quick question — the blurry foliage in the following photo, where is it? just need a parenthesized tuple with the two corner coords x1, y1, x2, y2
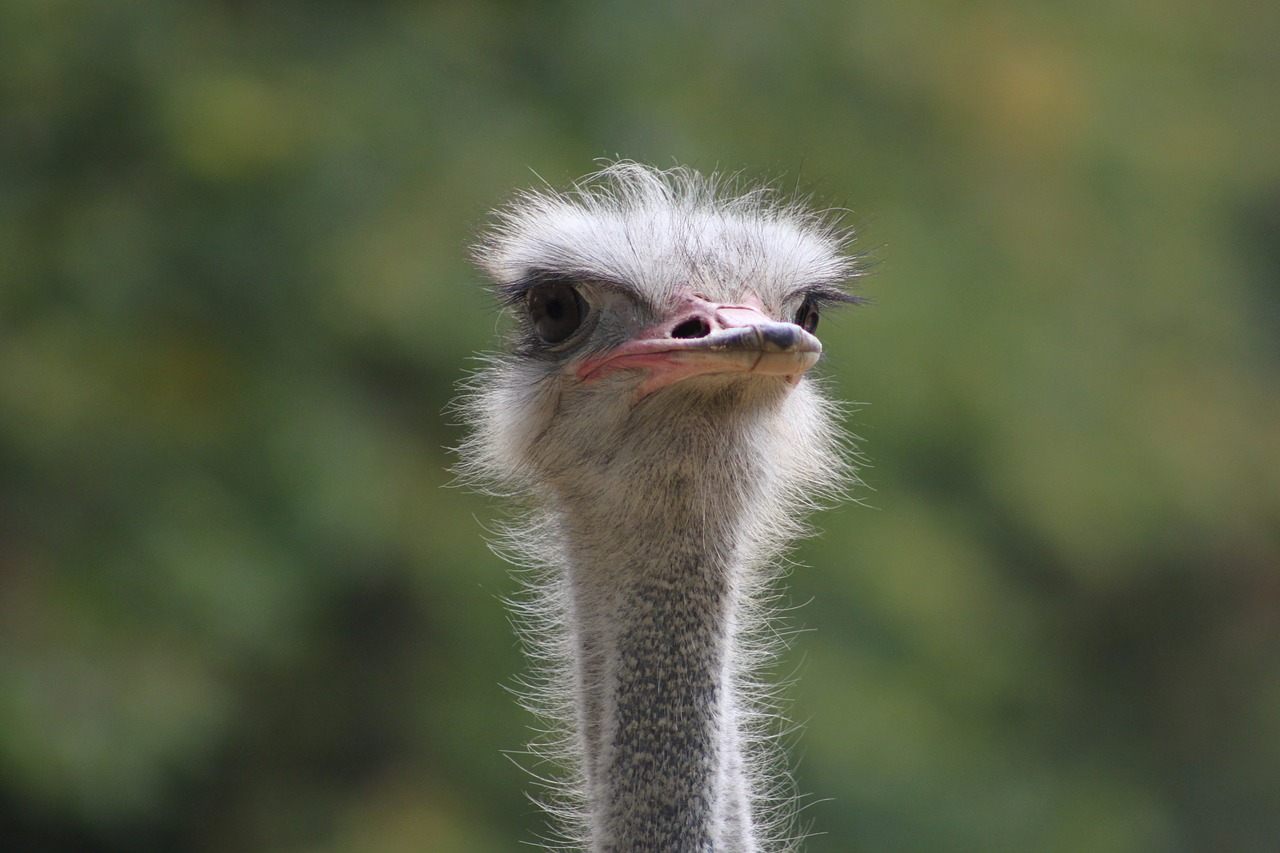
(1, 1, 1278, 851)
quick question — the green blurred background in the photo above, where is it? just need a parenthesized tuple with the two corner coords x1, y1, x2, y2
(3, 1, 1278, 851)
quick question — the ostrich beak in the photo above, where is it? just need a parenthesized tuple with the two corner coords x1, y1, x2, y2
(577, 297, 822, 397)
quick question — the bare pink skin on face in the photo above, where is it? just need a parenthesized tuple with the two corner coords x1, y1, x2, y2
(577, 293, 822, 398)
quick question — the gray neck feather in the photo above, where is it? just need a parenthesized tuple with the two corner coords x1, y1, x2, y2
(529, 391, 778, 850)
(460, 373, 848, 852)
(557, 441, 758, 852)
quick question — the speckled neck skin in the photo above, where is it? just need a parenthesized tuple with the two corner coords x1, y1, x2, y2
(471, 364, 845, 853)
(555, 413, 758, 851)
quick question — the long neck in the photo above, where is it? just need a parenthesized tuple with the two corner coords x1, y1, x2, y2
(559, 463, 761, 853)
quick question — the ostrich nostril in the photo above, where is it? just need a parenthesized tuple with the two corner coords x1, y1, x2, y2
(671, 317, 712, 339)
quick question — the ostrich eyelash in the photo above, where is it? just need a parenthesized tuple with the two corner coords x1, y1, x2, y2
(796, 284, 867, 308)
(497, 270, 586, 308)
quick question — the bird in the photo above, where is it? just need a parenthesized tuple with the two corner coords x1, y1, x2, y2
(457, 163, 860, 852)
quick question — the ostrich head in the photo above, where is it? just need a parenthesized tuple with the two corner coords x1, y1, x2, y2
(464, 163, 858, 533)
(459, 163, 860, 852)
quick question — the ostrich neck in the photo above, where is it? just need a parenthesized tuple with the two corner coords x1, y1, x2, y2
(558, 462, 761, 853)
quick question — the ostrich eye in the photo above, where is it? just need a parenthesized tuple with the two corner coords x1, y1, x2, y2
(794, 296, 820, 334)
(527, 282, 587, 344)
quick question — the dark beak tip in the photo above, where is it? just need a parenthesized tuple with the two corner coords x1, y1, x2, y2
(759, 323, 801, 350)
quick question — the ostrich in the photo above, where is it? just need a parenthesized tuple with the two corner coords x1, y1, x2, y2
(458, 163, 860, 852)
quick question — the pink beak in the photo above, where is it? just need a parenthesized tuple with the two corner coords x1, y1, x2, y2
(577, 295, 822, 398)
